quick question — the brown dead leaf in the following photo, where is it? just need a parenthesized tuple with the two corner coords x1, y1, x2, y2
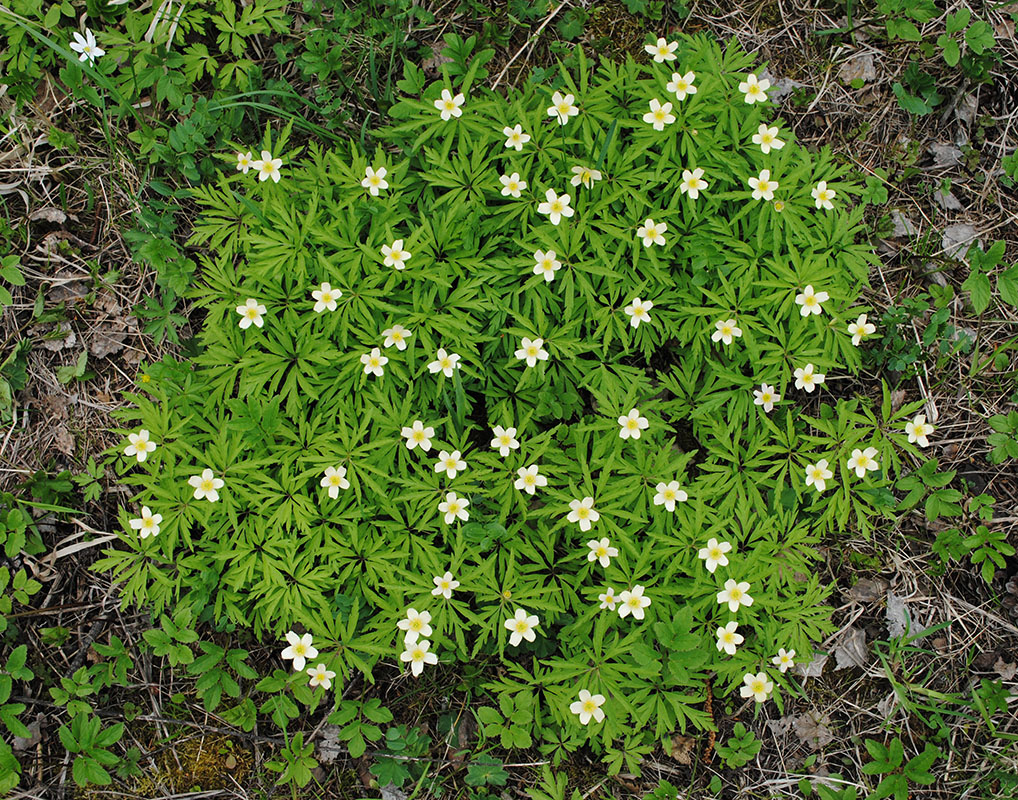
(90, 329, 127, 359)
(664, 734, 696, 764)
(38, 322, 76, 352)
(53, 425, 74, 456)
(845, 577, 888, 603)
(993, 657, 1017, 681)
(794, 653, 828, 679)
(833, 626, 869, 670)
(795, 713, 834, 750)
(838, 52, 876, 84)
(28, 207, 69, 225)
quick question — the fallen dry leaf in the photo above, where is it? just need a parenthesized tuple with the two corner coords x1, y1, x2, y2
(794, 653, 828, 679)
(942, 223, 980, 261)
(993, 657, 1017, 681)
(665, 734, 696, 764)
(886, 592, 909, 637)
(53, 426, 75, 456)
(838, 52, 876, 84)
(795, 713, 834, 750)
(845, 577, 888, 603)
(833, 626, 868, 670)
(28, 207, 69, 225)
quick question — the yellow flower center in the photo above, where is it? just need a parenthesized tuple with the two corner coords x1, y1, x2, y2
(440, 580, 450, 589)
(677, 80, 688, 90)
(511, 133, 520, 141)
(447, 502, 460, 513)
(748, 85, 761, 97)
(541, 259, 553, 270)
(321, 292, 333, 302)
(410, 619, 422, 631)
(141, 374, 151, 383)
(722, 632, 734, 642)
(370, 176, 380, 185)
(440, 358, 451, 369)
(413, 431, 424, 441)
(634, 305, 645, 315)
(582, 700, 596, 713)
(729, 589, 742, 601)
(654, 110, 666, 120)
(200, 479, 214, 492)
(774, 201, 785, 211)
(369, 357, 380, 367)
(527, 346, 537, 357)
(502, 589, 512, 599)
(294, 644, 306, 656)
(857, 456, 870, 467)
(444, 100, 456, 111)
(261, 163, 273, 174)
(758, 180, 770, 191)
(709, 547, 722, 560)
(658, 46, 669, 55)
(246, 308, 258, 318)
(761, 393, 772, 402)
(412, 648, 425, 661)
(499, 435, 510, 446)
(524, 474, 535, 485)
(664, 489, 675, 500)
(558, 103, 570, 114)
(628, 596, 640, 608)
(751, 680, 765, 693)
(722, 326, 732, 336)
(627, 419, 638, 429)
(330, 475, 342, 486)
(805, 295, 817, 306)
(596, 547, 607, 558)
(515, 620, 528, 633)
(811, 469, 823, 480)
(550, 200, 563, 212)
(762, 133, 773, 143)
(446, 458, 456, 469)
(142, 517, 154, 528)
(577, 507, 589, 519)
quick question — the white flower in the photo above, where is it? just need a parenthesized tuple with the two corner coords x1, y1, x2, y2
(679, 168, 708, 200)
(547, 91, 579, 124)
(636, 218, 667, 247)
(570, 165, 602, 188)
(697, 538, 732, 574)
(586, 537, 618, 568)
(847, 447, 880, 479)
(753, 383, 780, 412)
(124, 429, 157, 462)
(360, 347, 388, 377)
(847, 313, 877, 346)
(362, 166, 389, 196)
(514, 464, 547, 495)
(503, 124, 531, 151)
(69, 29, 105, 63)
(381, 239, 411, 270)
(401, 420, 435, 452)
(432, 571, 460, 599)
(793, 364, 826, 393)
(397, 608, 433, 645)
(625, 298, 654, 328)
(569, 689, 606, 725)
(567, 496, 599, 531)
(428, 348, 462, 377)
(532, 249, 562, 282)
(382, 324, 413, 350)
(653, 481, 687, 512)
(188, 469, 224, 502)
(537, 188, 574, 225)
(236, 298, 266, 329)
(804, 459, 833, 493)
(320, 466, 351, 499)
(490, 426, 520, 457)
(717, 579, 754, 613)
(235, 151, 253, 174)
(434, 88, 465, 121)
(716, 621, 744, 656)
(499, 172, 527, 198)
(434, 450, 467, 480)
(748, 169, 778, 201)
(306, 663, 336, 690)
(711, 319, 743, 345)
(905, 415, 934, 448)
(795, 285, 830, 317)
(281, 632, 318, 672)
(515, 337, 549, 368)
(129, 506, 163, 539)
(739, 73, 771, 104)
(505, 609, 540, 646)
(645, 36, 678, 62)
(811, 181, 836, 210)
(598, 587, 618, 611)
(666, 71, 697, 101)
(772, 648, 796, 673)
(618, 408, 649, 440)
(752, 124, 784, 154)
(251, 150, 282, 183)
(617, 585, 651, 620)
(400, 638, 438, 677)
(741, 672, 774, 703)
(643, 98, 676, 131)
(438, 491, 469, 524)
(312, 282, 340, 313)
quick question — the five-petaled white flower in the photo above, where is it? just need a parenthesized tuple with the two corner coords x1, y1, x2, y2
(752, 124, 784, 154)
(570, 689, 606, 725)
(567, 496, 600, 531)
(236, 298, 266, 329)
(618, 408, 649, 440)
(617, 585, 652, 620)
(680, 168, 708, 200)
(643, 98, 676, 131)
(847, 447, 880, 479)
(698, 538, 732, 573)
(905, 414, 934, 448)
(401, 420, 435, 452)
(654, 481, 688, 512)
(307, 663, 336, 690)
(428, 348, 462, 377)
(598, 587, 618, 611)
(400, 639, 438, 677)
(515, 337, 549, 368)
(124, 429, 157, 462)
(754, 383, 780, 412)
(434, 450, 467, 480)
(804, 459, 833, 493)
(434, 89, 465, 121)
(636, 218, 667, 247)
(667, 71, 697, 101)
(281, 632, 318, 672)
(320, 466, 350, 498)
(382, 324, 413, 350)
(432, 571, 460, 599)
(811, 181, 836, 210)
(360, 347, 388, 377)
(624, 298, 654, 328)
(537, 188, 574, 225)
(570, 165, 602, 188)
(439, 491, 469, 524)
(848, 313, 877, 346)
(312, 282, 340, 313)
(251, 150, 282, 183)
(533, 249, 562, 282)
(547, 91, 579, 124)
(188, 469, 224, 502)
(748, 169, 778, 201)
(362, 166, 389, 196)
(739, 73, 771, 104)
(716, 621, 744, 656)
(505, 609, 540, 646)
(646, 36, 678, 62)
(499, 172, 527, 198)
(503, 124, 531, 151)
(794, 363, 826, 393)
(69, 29, 105, 63)
(129, 506, 163, 539)
(795, 285, 829, 317)
(717, 579, 754, 613)
(711, 319, 742, 345)
(515, 464, 547, 495)
(397, 608, 433, 645)
(381, 239, 411, 270)
(491, 426, 520, 457)
(586, 537, 618, 568)
(235, 151, 253, 174)
(741, 672, 774, 703)
(773, 648, 796, 673)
